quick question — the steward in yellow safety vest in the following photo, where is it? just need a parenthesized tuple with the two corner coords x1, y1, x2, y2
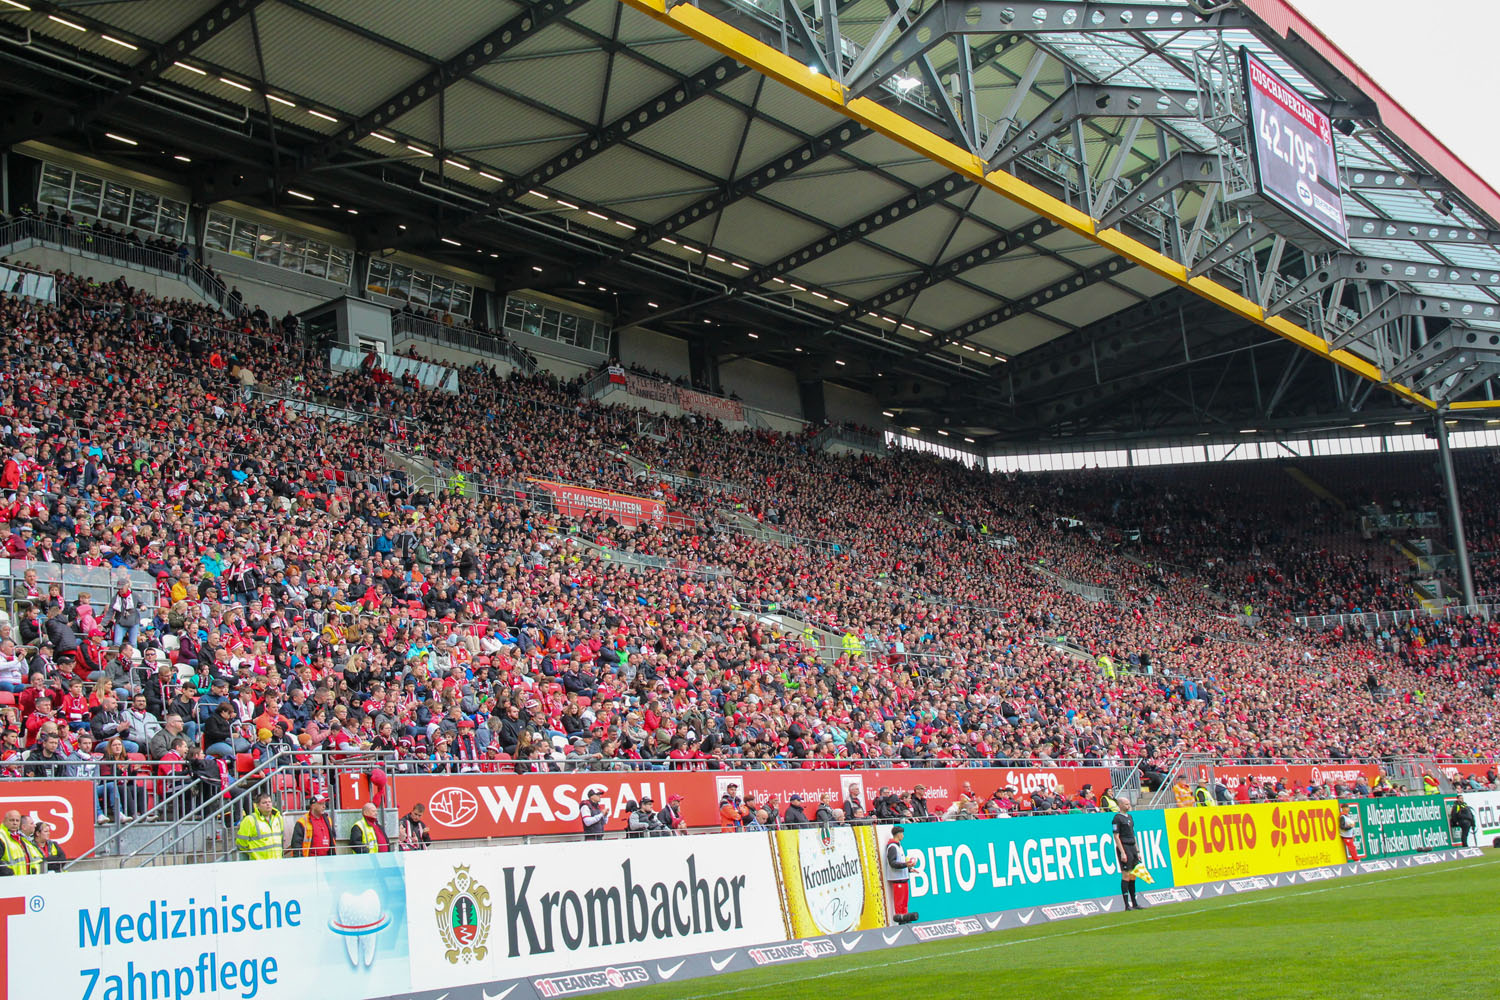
(0, 810, 41, 876)
(235, 793, 285, 861)
(1194, 784, 1213, 807)
(348, 803, 391, 853)
(1098, 787, 1122, 812)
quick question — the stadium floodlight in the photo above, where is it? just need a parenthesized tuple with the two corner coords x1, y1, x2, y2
(895, 76, 920, 92)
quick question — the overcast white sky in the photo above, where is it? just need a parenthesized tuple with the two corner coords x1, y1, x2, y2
(1292, 0, 1500, 193)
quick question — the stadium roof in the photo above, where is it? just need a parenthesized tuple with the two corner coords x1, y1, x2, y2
(2, 0, 1498, 441)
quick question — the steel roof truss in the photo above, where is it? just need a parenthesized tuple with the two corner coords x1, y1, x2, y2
(987, 84, 1202, 171)
(847, 0, 1250, 97)
(938, 251, 1135, 345)
(1332, 291, 1500, 353)
(1269, 253, 1500, 319)
(738, 173, 973, 289)
(1439, 363, 1500, 402)
(1346, 216, 1500, 246)
(1388, 323, 1500, 382)
(295, 0, 585, 176)
(1186, 219, 1271, 280)
(1097, 150, 1217, 230)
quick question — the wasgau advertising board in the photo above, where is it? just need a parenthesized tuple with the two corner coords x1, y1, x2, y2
(901, 812, 1173, 920)
(1, 853, 409, 1000)
(402, 831, 786, 985)
(1165, 801, 1345, 886)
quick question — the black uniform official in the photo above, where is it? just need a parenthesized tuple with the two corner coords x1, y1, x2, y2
(1112, 802, 1142, 910)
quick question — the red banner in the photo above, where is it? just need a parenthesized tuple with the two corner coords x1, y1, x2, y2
(0, 780, 95, 857)
(1438, 761, 1498, 783)
(391, 766, 1111, 841)
(1183, 762, 1380, 791)
(526, 478, 665, 527)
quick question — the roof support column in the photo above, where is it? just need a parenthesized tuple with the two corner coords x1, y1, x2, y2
(1434, 414, 1476, 607)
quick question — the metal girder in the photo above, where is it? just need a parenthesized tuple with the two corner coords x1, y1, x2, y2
(98, 0, 268, 117)
(1418, 352, 1492, 393)
(578, 120, 869, 274)
(845, 0, 1250, 97)
(987, 85, 1201, 170)
(1097, 150, 1217, 230)
(1332, 292, 1500, 352)
(1186, 220, 1272, 280)
(0, 0, 266, 143)
(452, 55, 750, 234)
(1340, 169, 1442, 192)
(938, 252, 1135, 345)
(295, 0, 586, 175)
(1268, 253, 1500, 318)
(833, 218, 1062, 328)
(1388, 324, 1500, 382)
(1345, 216, 1500, 245)
(782, 0, 828, 75)
(736, 173, 973, 290)
(1440, 364, 1500, 402)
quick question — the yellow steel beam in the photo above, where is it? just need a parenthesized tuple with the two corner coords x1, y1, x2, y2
(617, 0, 1439, 410)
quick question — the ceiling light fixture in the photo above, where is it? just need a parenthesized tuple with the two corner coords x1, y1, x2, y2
(220, 77, 252, 92)
(478, 171, 503, 183)
(285, 189, 314, 201)
(307, 109, 338, 122)
(173, 61, 206, 75)
(266, 93, 296, 107)
(440, 237, 461, 246)
(370, 132, 396, 143)
(104, 132, 137, 146)
(101, 35, 137, 50)
(444, 159, 470, 170)
(47, 14, 85, 31)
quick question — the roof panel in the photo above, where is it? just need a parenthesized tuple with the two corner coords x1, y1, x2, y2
(1034, 283, 1143, 327)
(553, 146, 708, 215)
(304, 0, 520, 60)
(629, 95, 750, 178)
(865, 205, 967, 265)
(759, 170, 909, 226)
(971, 314, 1072, 355)
(712, 202, 831, 262)
(475, 50, 612, 124)
(254, 3, 429, 114)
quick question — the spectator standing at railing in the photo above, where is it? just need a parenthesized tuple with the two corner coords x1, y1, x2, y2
(399, 802, 431, 850)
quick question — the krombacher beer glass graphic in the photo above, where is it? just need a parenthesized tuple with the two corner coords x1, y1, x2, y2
(773, 825, 889, 936)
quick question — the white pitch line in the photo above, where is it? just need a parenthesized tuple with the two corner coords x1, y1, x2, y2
(662, 856, 1500, 1000)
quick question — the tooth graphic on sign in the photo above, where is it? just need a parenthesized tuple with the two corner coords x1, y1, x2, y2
(329, 889, 391, 968)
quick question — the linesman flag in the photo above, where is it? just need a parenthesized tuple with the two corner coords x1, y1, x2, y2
(1130, 863, 1156, 884)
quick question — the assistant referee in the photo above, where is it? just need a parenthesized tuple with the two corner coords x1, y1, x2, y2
(1113, 799, 1143, 911)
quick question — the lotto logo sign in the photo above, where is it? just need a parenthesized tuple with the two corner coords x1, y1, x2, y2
(1168, 804, 1344, 886)
(1270, 806, 1337, 850)
(1175, 811, 1257, 859)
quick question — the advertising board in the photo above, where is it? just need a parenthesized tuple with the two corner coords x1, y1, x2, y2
(2, 853, 410, 1000)
(0, 779, 95, 858)
(771, 825, 887, 938)
(1165, 801, 1344, 886)
(1463, 790, 1500, 845)
(392, 767, 1113, 842)
(900, 811, 1173, 920)
(402, 832, 786, 984)
(1339, 794, 1453, 861)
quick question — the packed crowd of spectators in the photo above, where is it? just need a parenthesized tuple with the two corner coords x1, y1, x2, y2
(0, 266, 1494, 848)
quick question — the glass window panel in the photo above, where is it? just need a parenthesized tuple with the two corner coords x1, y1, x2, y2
(230, 219, 257, 257)
(70, 174, 103, 215)
(38, 164, 72, 207)
(158, 199, 186, 239)
(541, 308, 561, 338)
(429, 277, 452, 312)
(128, 189, 158, 230)
(327, 248, 351, 284)
(279, 234, 306, 270)
(204, 213, 232, 251)
(559, 313, 579, 345)
(366, 259, 391, 295)
(255, 230, 280, 264)
(304, 241, 329, 279)
(99, 182, 131, 224)
(408, 271, 431, 306)
(389, 265, 411, 299)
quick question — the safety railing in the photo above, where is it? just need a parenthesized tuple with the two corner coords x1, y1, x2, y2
(60, 748, 397, 869)
(1294, 602, 1500, 631)
(0, 215, 245, 317)
(391, 311, 539, 374)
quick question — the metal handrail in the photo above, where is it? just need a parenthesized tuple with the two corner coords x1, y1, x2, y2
(0, 215, 246, 317)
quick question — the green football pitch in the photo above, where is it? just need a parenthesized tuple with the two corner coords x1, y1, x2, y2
(630, 853, 1499, 1000)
